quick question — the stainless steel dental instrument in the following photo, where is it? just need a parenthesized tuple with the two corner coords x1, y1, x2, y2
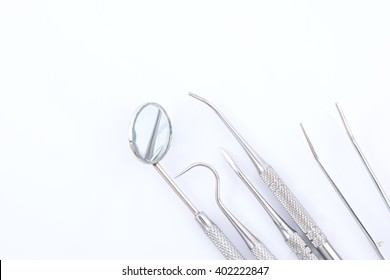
(189, 92, 341, 260)
(336, 103, 390, 215)
(177, 162, 277, 260)
(301, 123, 386, 260)
(221, 149, 318, 260)
(129, 102, 244, 260)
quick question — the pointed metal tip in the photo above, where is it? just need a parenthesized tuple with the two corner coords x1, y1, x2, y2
(335, 102, 355, 141)
(220, 148, 242, 174)
(219, 147, 229, 156)
(335, 102, 344, 117)
(220, 147, 231, 159)
(175, 163, 197, 179)
(220, 148, 240, 173)
(335, 102, 343, 116)
(300, 123, 319, 161)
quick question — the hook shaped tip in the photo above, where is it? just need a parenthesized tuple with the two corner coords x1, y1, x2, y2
(175, 163, 197, 179)
(175, 162, 222, 205)
(175, 162, 220, 182)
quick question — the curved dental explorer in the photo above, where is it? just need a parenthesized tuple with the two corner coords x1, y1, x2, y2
(189, 92, 341, 260)
(176, 162, 277, 260)
(221, 149, 318, 260)
(129, 102, 244, 260)
(300, 123, 386, 260)
(336, 103, 390, 215)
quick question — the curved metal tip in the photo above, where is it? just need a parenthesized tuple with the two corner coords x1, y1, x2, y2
(189, 93, 268, 173)
(188, 92, 208, 102)
(176, 162, 222, 205)
(176, 162, 218, 180)
(188, 92, 216, 110)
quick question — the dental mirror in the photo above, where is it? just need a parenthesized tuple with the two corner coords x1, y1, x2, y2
(128, 102, 245, 259)
(129, 102, 172, 164)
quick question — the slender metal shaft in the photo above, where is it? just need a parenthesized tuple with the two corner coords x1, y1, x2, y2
(154, 163, 199, 215)
(336, 103, 390, 215)
(301, 123, 386, 260)
(155, 163, 245, 260)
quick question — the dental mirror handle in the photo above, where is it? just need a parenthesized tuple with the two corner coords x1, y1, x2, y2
(155, 164, 244, 260)
(177, 162, 274, 260)
(260, 166, 341, 260)
(196, 212, 245, 260)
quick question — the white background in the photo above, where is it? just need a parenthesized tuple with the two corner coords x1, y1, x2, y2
(1, 0, 390, 260)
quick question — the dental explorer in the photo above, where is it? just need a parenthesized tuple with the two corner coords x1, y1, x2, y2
(177, 162, 277, 260)
(301, 123, 385, 260)
(336, 103, 390, 215)
(221, 149, 318, 260)
(129, 102, 244, 259)
(189, 93, 341, 260)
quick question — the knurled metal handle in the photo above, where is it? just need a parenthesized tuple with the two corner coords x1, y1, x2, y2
(196, 212, 245, 260)
(286, 232, 318, 260)
(250, 241, 277, 260)
(260, 166, 327, 247)
(260, 166, 340, 259)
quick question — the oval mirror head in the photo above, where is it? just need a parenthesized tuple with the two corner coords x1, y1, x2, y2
(129, 103, 172, 164)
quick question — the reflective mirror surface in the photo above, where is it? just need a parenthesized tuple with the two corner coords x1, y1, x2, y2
(129, 103, 172, 164)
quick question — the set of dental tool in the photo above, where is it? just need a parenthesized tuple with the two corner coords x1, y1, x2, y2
(128, 94, 388, 260)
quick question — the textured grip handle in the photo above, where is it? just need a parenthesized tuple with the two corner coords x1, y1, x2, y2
(196, 212, 245, 260)
(260, 166, 327, 248)
(286, 232, 318, 260)
(250, 242, 277, 260)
